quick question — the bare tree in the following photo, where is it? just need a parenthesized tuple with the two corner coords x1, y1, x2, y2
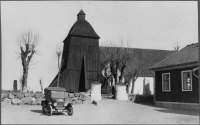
(124, 62, 140, 94)
(16, 29, 40, 92)
(174, 40, 180, 52)
(101, 40, 140, 96)
(39, 77, 44, 93)
(55, 45, 64, 87)
(101, 62, 112, 93)
(101, 44, 132, 82)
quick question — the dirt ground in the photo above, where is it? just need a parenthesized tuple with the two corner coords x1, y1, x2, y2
(1, 98, 199, 124)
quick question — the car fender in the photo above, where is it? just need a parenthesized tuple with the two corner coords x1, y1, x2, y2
(66, 103, 72, 109)
(41, 100, 46, 106)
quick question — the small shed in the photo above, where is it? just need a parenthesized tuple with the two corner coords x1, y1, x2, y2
(49, 10, 100, 92)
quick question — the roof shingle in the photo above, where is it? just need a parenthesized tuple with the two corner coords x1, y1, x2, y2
(151, 43, 198, 69)
(69, 20, 100, 38)
(68, 10, 100, 38)
(100, 47, 174, 77)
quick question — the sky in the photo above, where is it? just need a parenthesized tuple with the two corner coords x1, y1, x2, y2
(1, 1, 198, 91)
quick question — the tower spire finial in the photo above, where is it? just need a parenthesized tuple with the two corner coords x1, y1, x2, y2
(77, 9, 86, 20)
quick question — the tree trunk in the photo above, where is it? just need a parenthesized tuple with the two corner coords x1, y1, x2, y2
(40, 79, 44, 93)
(22, 67, 28, 92)
(128, 79, 133, 94)
(57, 70, 60, 87)
(121, 76, 125, 84)
(20, 82, 22, 92)
(111, 76, 116, 97)
(57, 56, 61, 87)
(131, 79, 135, 94)
(116, 69, 121, 83)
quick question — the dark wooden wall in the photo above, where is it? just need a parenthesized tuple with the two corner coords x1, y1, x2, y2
(155, 66, 199, 103)
(55, 36, 100, 92)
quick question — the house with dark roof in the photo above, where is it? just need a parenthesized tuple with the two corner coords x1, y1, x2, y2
(100, 47, 174, 95)
(151, 43, 199, 110)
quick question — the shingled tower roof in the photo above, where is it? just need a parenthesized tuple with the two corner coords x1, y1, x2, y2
(67, 10, 100, 38)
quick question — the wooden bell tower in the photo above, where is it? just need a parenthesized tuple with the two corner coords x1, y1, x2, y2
(50, 10, 100, 92)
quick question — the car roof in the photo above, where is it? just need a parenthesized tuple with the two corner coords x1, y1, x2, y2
(44, 87, 66, 91)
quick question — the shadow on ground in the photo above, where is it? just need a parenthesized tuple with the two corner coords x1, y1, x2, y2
(139, 103, 199, 116)
(31, 110, 43, 113)
(101, 95, 199, 117)
(30, 110, 68, 116)
(154, 108, 199, 116)
(102, 94, 115, 100)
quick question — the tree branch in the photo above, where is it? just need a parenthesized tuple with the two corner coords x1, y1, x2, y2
(27, 50, 35, 66)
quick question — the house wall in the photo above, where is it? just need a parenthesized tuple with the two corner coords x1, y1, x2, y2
(133, 77, 154, 95)
(155, 66, 199, 103)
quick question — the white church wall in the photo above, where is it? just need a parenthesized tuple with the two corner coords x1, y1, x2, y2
(133, 77, 154, 95)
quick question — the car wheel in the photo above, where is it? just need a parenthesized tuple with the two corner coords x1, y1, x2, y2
(67, 106, 73, 116)
(46, 106, 52, 116)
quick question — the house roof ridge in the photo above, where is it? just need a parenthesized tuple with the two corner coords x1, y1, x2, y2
(100, 46, 174, 52)
(186, 43, 198, 47)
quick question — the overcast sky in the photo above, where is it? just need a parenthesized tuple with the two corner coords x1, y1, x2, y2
(1, 1, 198, 91)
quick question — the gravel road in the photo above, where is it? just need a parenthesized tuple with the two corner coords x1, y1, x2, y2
(2, 98, 199, 124)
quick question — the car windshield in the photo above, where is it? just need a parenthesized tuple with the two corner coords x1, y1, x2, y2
(49, 91, 65, 99)
(51, 91, 65, 94)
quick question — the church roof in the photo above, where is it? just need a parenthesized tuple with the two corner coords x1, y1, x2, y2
(68, 10, 100, 38)
(100, 47, 174, 77)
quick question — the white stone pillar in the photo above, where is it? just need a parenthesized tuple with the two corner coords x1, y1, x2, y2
(115, 85, 128, 101)
(91, 83, 102, 101)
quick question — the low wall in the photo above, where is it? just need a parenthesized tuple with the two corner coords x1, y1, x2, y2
(155, 101, 199, 111)
(1, 90, 92, 105)
(128, 94, 154, 104)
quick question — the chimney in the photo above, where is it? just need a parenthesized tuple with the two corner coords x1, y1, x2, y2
(77, 9, 86, 20)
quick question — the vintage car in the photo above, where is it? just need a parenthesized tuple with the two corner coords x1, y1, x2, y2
(41, 87, 73, 116)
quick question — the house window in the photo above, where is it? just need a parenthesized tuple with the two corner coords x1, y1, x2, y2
(182, 70, 192, 91)
(162, 73, 170, 91)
